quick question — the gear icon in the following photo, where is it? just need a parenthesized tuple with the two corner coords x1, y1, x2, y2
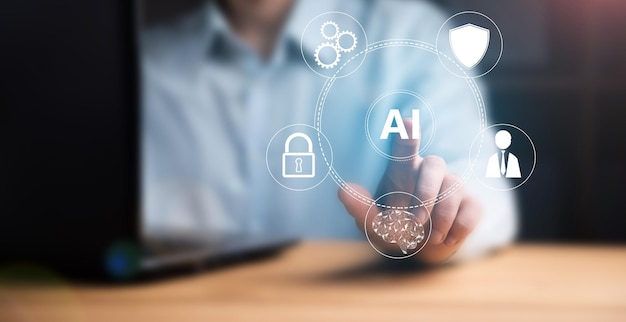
(320, 21, 340, 40)
(314, 42, 341, 69)
(335, 31, 358, 53)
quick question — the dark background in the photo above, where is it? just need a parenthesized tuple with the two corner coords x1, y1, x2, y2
(144, 0, 626, 242)
(0, 0, 138, 274)
(437, 0, 626, 242)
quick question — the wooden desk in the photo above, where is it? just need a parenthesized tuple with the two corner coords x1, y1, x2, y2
(1, 242, 625, 321)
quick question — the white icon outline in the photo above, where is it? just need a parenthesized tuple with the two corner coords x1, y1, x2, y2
(364, 191, 432, 260)
(469, 123, 536, 191)
(300, 11, 368, 78)
(314, 42, 341, 69)
(435, 11, 503, 78)
(282, 132, 316, 179)
(336, 30, 357, 53)
(320, 21, 340, 40)
(364, 89, 437, 161)
(485, 130, 522, 178)
(265, 124, 333, 192)
(313, 20, 358, 69)
(449, 23, 490, 69)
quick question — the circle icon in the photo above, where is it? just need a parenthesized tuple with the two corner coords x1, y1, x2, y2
(364, 90, 437, 161)
(436, 11, 503, 78)
(315, 40, 487, 208)
(301, 12, 368, 78)
(469, 123, 536, 191)
(266, 124, 333, 191)
(364, 191, 432, 259)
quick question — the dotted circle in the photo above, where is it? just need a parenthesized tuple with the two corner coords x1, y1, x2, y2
(314, 40, 487, 210)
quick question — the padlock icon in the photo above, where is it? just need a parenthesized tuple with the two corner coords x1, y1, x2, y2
(282, 132, 316, 178)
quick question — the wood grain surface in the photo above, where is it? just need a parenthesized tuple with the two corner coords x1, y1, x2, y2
(1, 242, 625, 322)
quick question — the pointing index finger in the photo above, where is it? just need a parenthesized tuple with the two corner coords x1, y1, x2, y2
(389, 118, 422, 171)
(377, 118, 422, 209)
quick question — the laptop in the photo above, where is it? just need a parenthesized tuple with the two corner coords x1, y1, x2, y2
(0, 0, 295, 280)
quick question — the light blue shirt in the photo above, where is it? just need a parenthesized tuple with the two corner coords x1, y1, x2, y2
(141, 0, 517, 259)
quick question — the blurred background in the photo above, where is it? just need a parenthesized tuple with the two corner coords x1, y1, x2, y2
(141, 0, 626, 243)
(1, 1, 625, 321)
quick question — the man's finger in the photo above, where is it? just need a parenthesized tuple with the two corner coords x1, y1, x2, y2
(338, 183, 373, 232)
(377, 118, 422, 208)
(413, 155, 447, 215)
(429, 175, 463, 244)
(444, 196, 483, 247)
(387, 118, 422, 175)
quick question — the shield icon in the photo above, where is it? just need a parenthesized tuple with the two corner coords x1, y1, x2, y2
(449, 23, 490, 69)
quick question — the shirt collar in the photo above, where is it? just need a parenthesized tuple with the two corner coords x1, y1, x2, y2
(204, 1, 241, 60)
(283, 0, 327, 58)
(203, 0, 339, 63)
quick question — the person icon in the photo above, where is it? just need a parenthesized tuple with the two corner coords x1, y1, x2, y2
(486, 130, 521, 178)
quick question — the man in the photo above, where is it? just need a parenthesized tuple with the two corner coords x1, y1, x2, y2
(141, 0, 517, 264)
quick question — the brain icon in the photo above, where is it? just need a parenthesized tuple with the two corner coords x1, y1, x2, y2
(371, 209, 425, 254)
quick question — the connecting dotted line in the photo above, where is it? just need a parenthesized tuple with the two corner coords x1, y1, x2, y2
(315, 40, 486, 210)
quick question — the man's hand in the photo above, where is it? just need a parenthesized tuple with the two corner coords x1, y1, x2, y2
(338, 119, 483, 263)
